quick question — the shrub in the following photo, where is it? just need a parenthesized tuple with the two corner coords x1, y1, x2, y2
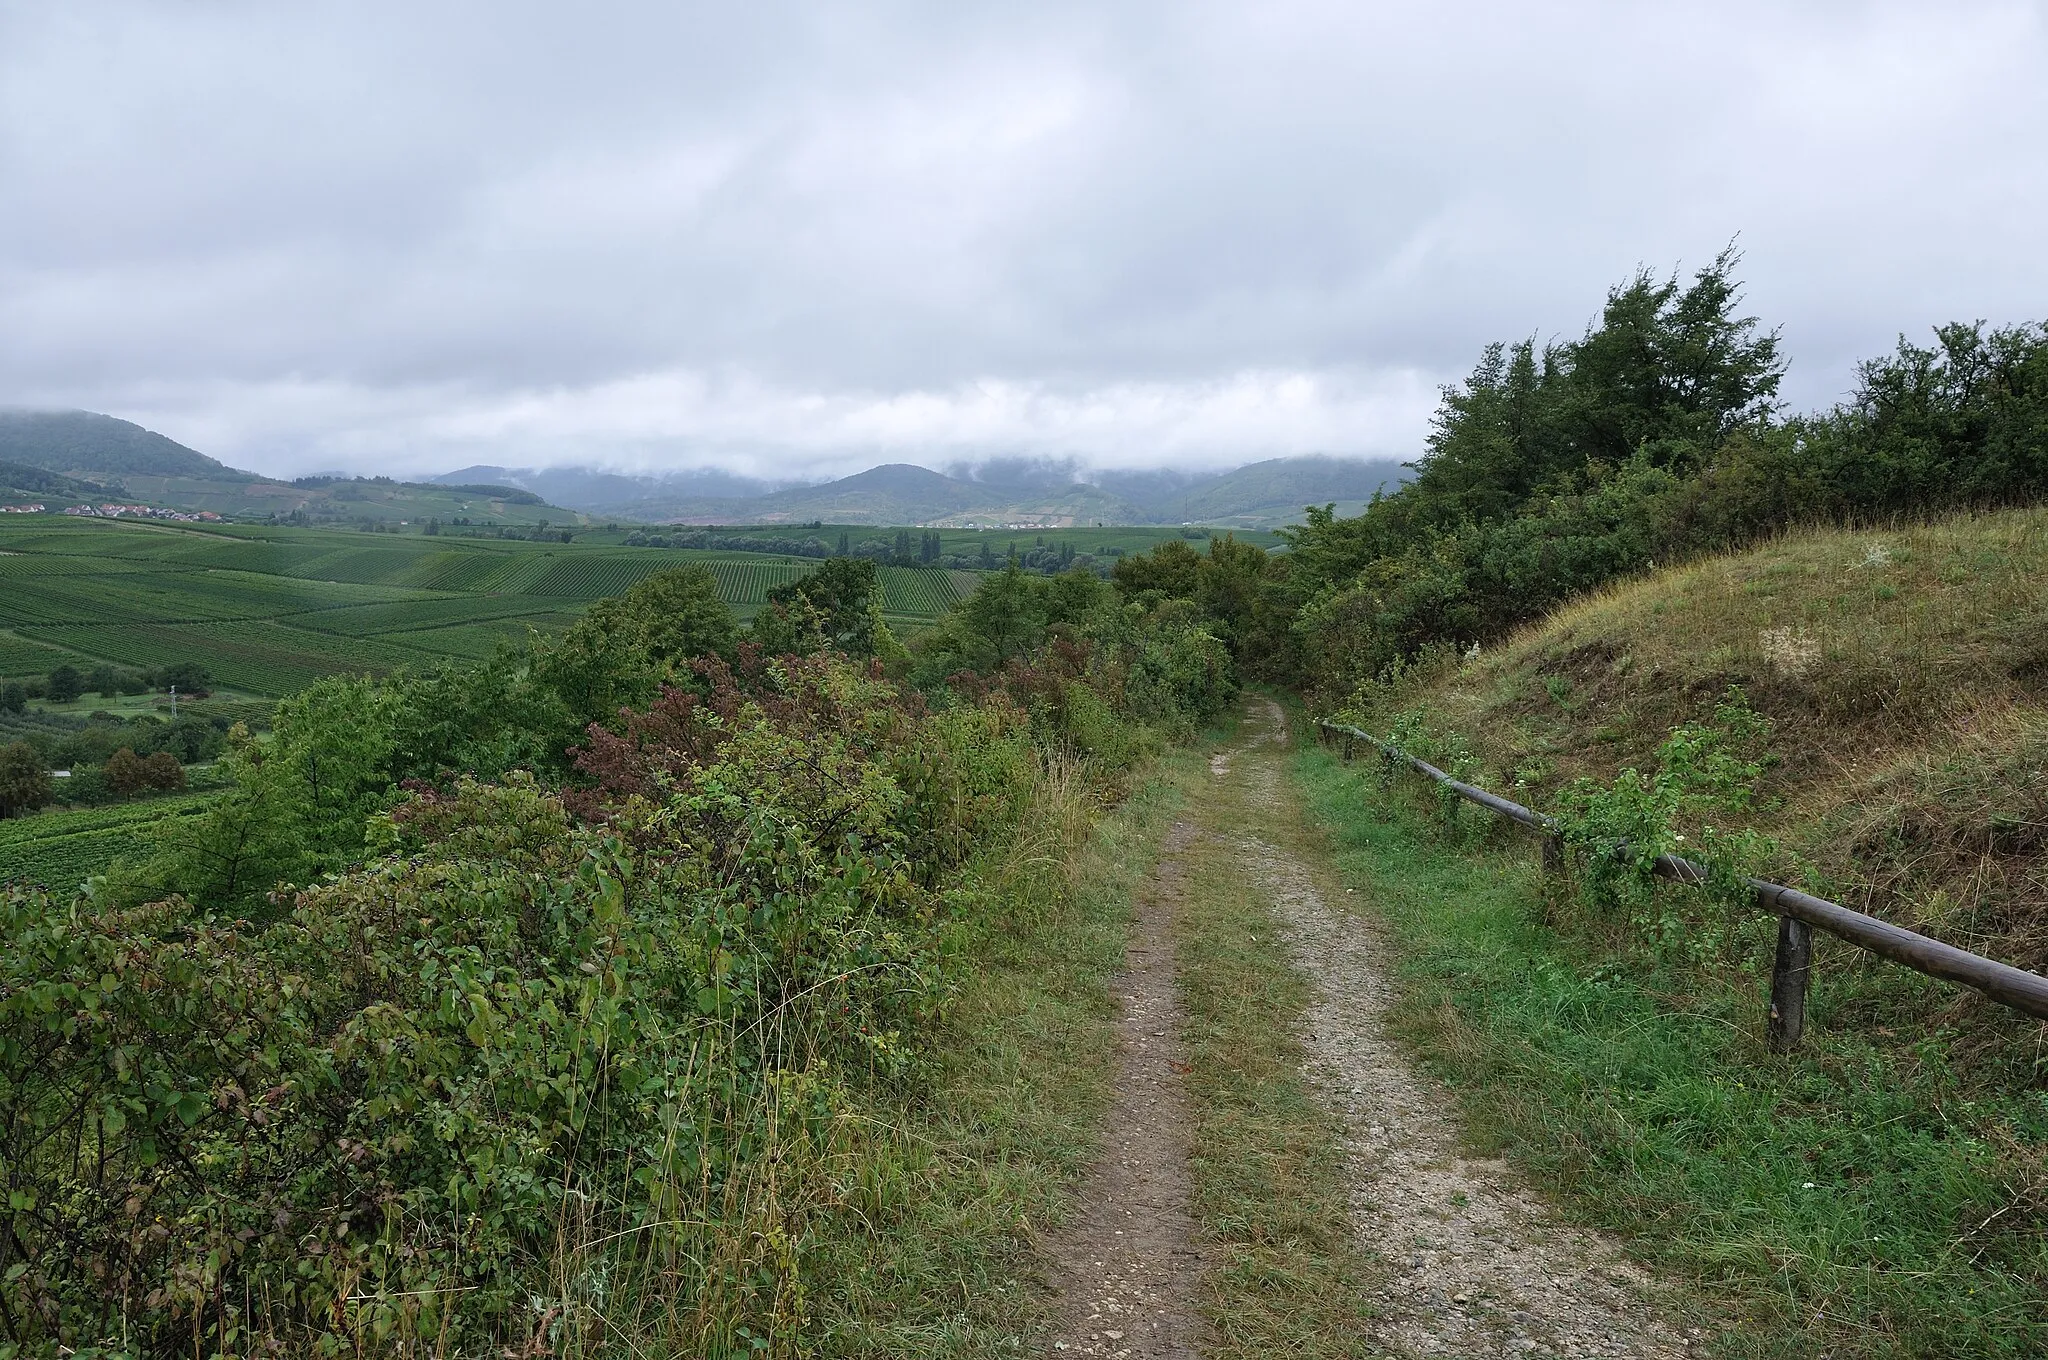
(0, 741, 53, 817)
(102, 746, 148, 797)
(0, 653, 1052, 1354)
(141, 750, 184, 791)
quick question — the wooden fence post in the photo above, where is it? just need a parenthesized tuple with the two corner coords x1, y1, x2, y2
(1541, 833, 1564, 877)
(1343, 735, 1355, 762)
(1768, 915, 1813, 1052)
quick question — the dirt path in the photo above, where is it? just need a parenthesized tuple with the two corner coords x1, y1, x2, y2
(1042, 821, 1211, 1358)
(1235, 696, 1696, 1359)
(1042, 699, 1695, 1358)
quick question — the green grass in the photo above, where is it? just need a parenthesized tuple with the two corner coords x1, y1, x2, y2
(1396, 507, 2048, 980)
(0, 517, 969, 694)
(1165, 712, 1378, 1356)
(1293, 743, 2048, 1359)
(806, 760, 1183, 1354)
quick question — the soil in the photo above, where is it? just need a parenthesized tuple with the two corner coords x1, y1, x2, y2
(1039, 698, 1700, 1359)
(1041, 820, 1212, 1358)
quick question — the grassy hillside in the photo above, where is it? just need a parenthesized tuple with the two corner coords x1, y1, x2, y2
(154, 474, 590, 525)
(1309, 507, 2048, 1356)
(1149, 454, 1403, 528)
(0, 516, 966, 695)
(0, 410, 596, 523)
(1387, 505, 2048, 976)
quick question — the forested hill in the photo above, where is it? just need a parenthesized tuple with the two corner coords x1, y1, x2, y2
(1224, 248, 2048, 701)
(0, 459, 115, 503)
(0, 408, 247, 480)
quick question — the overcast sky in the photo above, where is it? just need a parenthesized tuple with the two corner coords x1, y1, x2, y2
(3, 2, 2046, 481)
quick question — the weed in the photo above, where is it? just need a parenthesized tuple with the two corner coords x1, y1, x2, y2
(1296, 743, 2048, 1358)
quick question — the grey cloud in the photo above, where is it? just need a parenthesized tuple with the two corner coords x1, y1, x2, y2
(2, 0, 2045, 478)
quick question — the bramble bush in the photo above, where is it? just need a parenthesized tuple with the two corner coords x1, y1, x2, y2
(1553, 691, 1781, 965)
(0, 555, 1218, 1355)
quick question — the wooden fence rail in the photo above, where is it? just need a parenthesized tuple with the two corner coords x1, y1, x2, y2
(1315, 720, 2048, 1050)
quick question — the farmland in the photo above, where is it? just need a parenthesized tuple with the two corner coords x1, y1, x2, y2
(601, 521, 1284, 556)
(0, 789, 220, 889)
(0, 516, 966, 696)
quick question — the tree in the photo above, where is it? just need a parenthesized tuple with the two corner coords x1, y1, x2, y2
(47, 665, 83, 704)
(537, 566, 739, 733)
(0, 742, 53, 818)
(157, 661, 210, 693)
(103, 747, 149, 797)
(142, 750, 185, 791)
(749, 594, 830, 658)
(88, 663, 120, 698)
(957, 564, 1043, 664)
(762, 558, 884, 657)
(584, 565, 738, 668)
(1112, 539, 1203, 601)
(0, 682, 24, 715)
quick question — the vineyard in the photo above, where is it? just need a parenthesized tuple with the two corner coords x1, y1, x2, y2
(0, 517, 968, 696)
(0, 789, 221, 889)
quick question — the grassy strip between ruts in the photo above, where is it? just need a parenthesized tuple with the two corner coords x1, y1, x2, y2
(810, 757, 1185, 1355)
(1171, 715, 1379, 1357)
(1292, 742, 2048, 1360)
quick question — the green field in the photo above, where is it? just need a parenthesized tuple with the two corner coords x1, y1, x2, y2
(0, 789, 221, 889)
(607, 522, 1284, 556)
(0, 517, 966, 695)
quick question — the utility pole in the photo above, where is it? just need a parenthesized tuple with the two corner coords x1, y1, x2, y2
(169, 684, 177, 719)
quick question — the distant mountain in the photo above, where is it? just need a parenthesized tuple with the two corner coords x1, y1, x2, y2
(432, 464, 776, 515)
(0, 409, 248, 481)
(1148, 456, 1404, 526)
(444, 454, 1406, 528)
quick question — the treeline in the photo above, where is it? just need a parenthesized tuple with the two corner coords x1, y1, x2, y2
(3, 658, 210, 708)
(1, 548, 1237, 1352)
(1097, 249, 2048, 699)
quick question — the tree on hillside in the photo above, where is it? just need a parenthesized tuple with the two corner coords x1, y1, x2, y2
(47, 665, 83, 704)
(957, 564, 1042, 664)
(1405, 246, 1784, 537)
(758, 557, 889, 657)
(103, 747, 149, 798)
(0, 741, 53, 817)
(0, 682, 24, 715)
(536, 565, 738, 732)
(1804, 321, 2048, 512)
(157, 661, 210, 693)
(142, 750, 185, 791)
(1111, 538, 1203, 602)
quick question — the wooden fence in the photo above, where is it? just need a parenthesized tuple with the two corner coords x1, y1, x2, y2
(1316, 720, 2048, 1051)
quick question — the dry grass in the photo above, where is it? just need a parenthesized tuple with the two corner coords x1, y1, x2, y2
(1382, 505, 2048, 994)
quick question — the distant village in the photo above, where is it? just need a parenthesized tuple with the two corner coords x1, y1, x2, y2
(0, 502, 223, 521)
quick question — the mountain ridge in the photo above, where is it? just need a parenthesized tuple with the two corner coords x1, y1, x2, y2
(435, 454, 1404, 527)
(0, 408, 1405, 528)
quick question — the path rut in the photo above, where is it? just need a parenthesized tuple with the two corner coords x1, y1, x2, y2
(1040, 699, 1697, 1359)
(1239, 696, 1694, 1358)
(1042, 822, 1210, 1358)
